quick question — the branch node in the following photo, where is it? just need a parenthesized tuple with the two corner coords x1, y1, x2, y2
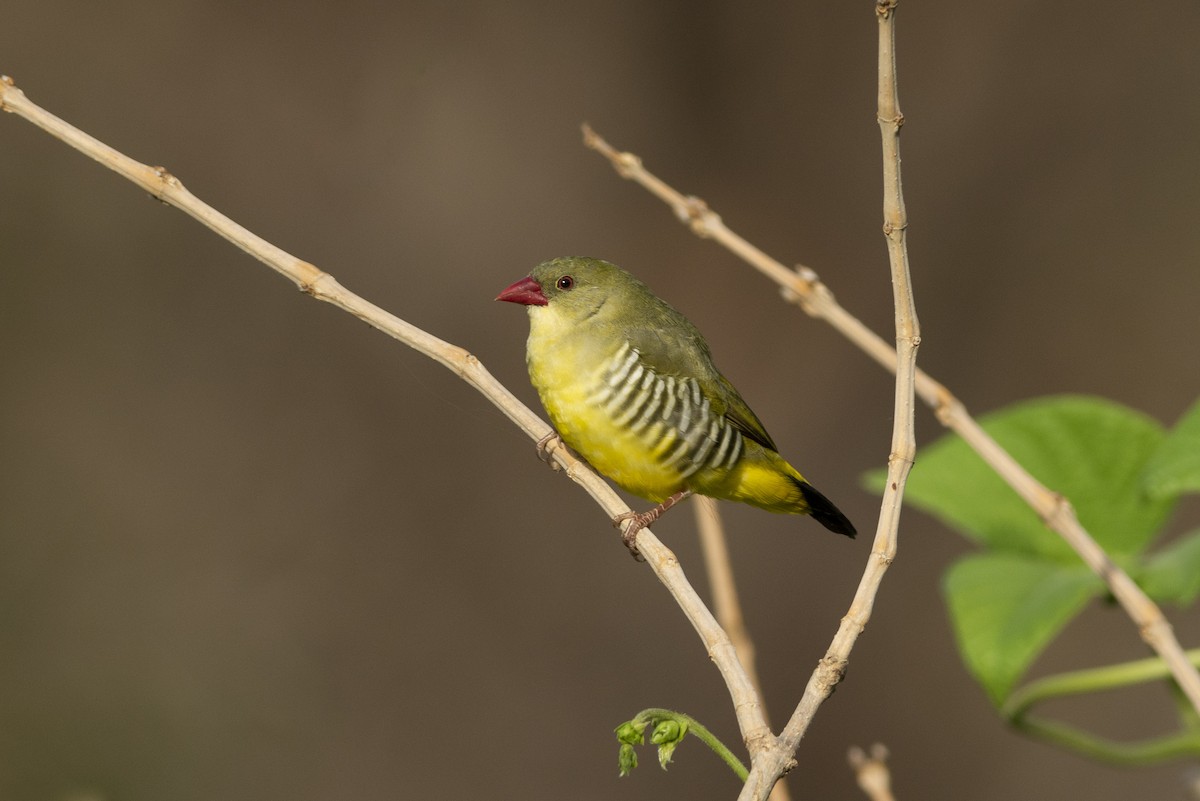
(0, 75, 17, 113)
(793, 264, 820, 285)
(150, 165, 180, 188)
(779, 266, 817, 306)
(561, 455, 580, 479)
(875, 0, 898, 19)
(1140, 619, 1172, 647)
(580, 125, 644, 181)
(1039, 492, 1074, 528)
(817, 653, 849, 692)
(931, 388, 959, 426)
(296, 269, 337, 297)
(675, 195, 718, 237)
(143, 165, 183, 204)
(614, 151, 642, 179)
(651, 545, 679, 570)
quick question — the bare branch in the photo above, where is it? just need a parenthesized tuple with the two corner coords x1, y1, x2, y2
(0, 74, 776, 756)
(693, 498, 793, 801)
(694, 498, 759, 692)
(740, 7, 920, 796)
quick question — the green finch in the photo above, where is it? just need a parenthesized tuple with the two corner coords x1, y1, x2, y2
(498, 257, 855, 554)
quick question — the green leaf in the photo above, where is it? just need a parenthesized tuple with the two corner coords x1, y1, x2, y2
(1143, 398, 1200, 499)
(872, 395, 1172, 560)
(1137, 530, 1200, 605)
(944, 553, 1103, 706)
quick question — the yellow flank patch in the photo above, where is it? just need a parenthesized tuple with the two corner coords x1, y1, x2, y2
(697, 455, 810, 515)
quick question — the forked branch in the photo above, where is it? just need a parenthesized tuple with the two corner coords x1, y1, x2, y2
(0, 74, 776, 759)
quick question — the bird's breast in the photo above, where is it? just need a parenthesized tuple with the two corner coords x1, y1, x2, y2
(526, 319, 743, 502)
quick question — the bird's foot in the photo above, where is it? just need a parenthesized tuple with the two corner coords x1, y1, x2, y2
(535, 431, 564, 471)
(612, 510, 656, 562)
(611, 490, 693, 562)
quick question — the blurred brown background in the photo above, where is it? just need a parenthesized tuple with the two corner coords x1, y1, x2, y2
(3, 2, 1199, 799)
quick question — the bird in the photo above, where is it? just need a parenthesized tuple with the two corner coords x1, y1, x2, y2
(496, 257, 855, 556)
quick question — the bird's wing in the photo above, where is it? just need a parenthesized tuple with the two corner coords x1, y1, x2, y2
(710, 373, 779, 453)
(625, 303, 780, 454)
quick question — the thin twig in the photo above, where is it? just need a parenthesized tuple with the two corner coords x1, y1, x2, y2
(848, 744, 896, 801)
(694, 498, 760, 695)
(693, 498, 793, 801)
(739, 6, 920, 796)
(0, 74, 776, 757)
(581, 14, 1200, 721)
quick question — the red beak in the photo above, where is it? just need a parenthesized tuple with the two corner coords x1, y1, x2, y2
(495, 276, 548, 306)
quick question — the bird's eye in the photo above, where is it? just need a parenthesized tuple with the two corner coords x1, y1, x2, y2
(556, 275, 575, 291)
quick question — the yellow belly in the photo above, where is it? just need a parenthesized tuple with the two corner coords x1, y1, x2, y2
(537, 374, 687, 502)
(526, 310, 685, 502)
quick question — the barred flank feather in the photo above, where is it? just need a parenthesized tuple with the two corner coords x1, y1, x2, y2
(594, 343, 743, 482)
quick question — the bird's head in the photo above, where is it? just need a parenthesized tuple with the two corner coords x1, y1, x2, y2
(496, 257, 639, 323)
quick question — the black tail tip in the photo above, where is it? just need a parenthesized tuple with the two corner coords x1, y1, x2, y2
(798, 481, 857, 538)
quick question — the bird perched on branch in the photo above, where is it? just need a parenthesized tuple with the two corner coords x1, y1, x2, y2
(497, 257, 855, 557)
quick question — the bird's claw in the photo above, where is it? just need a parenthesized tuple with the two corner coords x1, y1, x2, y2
(612, 511, 649, 562)
(611, 491, 690, 562)
(535, 432, 564, 471)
